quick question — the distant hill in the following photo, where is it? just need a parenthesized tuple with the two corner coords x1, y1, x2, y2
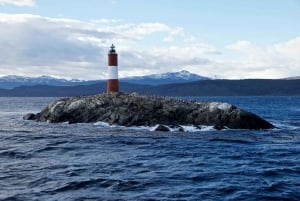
(282, 76, 300, 80)
(0, 82, 149, 97)
(1, 79, 300, 97)
(139, 79, 300, 96)
(0, 70, 210, 89)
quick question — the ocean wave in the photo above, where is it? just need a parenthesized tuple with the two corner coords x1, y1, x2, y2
(0, 129, 33, 134)
(209, 138, 255, 144)
(51, 177, 144, 193)
(272, 121, 300, 130)
(0, 149, 32, 159)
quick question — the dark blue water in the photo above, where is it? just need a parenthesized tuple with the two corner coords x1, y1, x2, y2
(0, 96, 300, 201)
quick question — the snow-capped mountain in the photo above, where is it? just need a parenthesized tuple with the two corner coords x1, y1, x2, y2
(0, 70, 210, 89)
(121, 70, 210, 85)
(0, 75, 98, 89)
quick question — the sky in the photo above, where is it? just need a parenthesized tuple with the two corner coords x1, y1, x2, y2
(0, 0, 299, 80)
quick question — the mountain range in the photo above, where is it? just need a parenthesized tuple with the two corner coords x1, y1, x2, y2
(121, 70, 210, 85)
(0, 71, 300, 97)
(0, 75, 97, 90)
(0, 70, 209, 89)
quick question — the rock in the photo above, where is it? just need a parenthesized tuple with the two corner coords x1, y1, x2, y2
(23, 113, 36, 120)
(169, 124, 185, 132)
(214, 124, 226, 130)
(154, 124, 171, 132)
(178, 127, 185, 132)
(24, 92, 275, 130)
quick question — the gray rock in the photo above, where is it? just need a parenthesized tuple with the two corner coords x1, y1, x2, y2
(25, 92, 275, 130)
(155, 125, 171, 132)
(23, 113, 36, 120)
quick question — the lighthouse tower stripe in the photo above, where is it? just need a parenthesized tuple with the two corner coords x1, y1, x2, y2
(108, 54, 118, 66)
(107, 44, 119, 93)
(108, 66, 118, 79)
(107, 79, 119, 92)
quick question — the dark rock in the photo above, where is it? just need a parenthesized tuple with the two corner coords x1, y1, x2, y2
(155, 125, 171, 132)
(213, 124, 226, 130)
(23, 113, 36, 120)
(178, 127, 185, 132)
(169, 124, 185, 132)
(24, 92, 275, 130)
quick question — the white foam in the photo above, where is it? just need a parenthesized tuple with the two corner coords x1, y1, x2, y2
(93, 121, 110, 127)
(94, 122, 157, 131)
(196, 125, 216, 131)
(93, 121, 216, 132)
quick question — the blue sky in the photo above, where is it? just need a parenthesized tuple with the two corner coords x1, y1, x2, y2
(0, 0, 299, 79)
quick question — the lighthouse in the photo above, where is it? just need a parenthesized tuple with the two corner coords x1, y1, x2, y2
(107, 44, 119, 93)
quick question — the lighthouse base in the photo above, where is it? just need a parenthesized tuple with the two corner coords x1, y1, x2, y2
(107, 79, 119, 93)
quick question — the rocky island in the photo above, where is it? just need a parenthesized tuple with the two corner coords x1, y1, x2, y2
(24, 92, 274, 131)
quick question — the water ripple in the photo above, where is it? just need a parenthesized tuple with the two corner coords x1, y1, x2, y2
(1, 97, 300, 200)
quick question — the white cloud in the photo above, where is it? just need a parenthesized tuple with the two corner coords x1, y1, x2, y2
(274, 37, 300, 60)
(0, 13, 299, 80)
(0, 0, 34, 6)
(0, 13, 214, 79)
(226, 40, 259, 54)
(221, 38, 300, 79)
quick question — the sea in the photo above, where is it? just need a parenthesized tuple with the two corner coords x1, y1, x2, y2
(0, 96, 300, 201)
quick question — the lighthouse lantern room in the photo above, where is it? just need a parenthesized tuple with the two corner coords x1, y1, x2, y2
(107, 44, 119, 93)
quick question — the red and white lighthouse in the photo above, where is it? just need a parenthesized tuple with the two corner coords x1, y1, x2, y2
(107, 44, 119, 93)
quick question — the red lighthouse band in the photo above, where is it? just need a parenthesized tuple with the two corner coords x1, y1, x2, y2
(107, 44, 119, 93)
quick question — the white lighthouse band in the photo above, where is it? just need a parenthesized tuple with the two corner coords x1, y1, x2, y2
(108, 66, 118, 79)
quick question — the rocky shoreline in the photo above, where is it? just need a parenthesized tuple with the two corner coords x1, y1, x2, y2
(24, 92, 274, 131)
